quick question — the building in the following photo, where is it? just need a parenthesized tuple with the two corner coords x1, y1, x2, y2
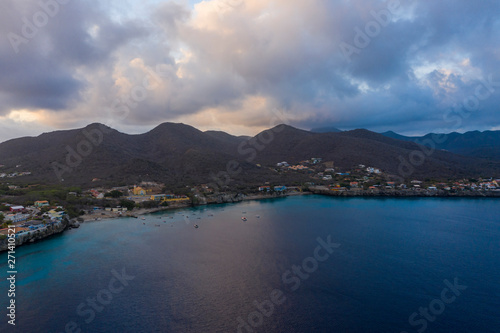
(366, 167, 381, 174)
(34, 200, 49, 208)
(132, 186, 147, 196)
(259, 186, 271, 192)
(47, 210, 65, 220)
(4, 214, 29, 223)
(274, 186, 287, 192)
(10, 205, 24, 213)
(89, 190, 104, 199)
(151, 194, 167, 201)
(0, 226, 29, 235)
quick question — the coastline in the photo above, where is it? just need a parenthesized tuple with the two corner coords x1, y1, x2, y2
(310, 188, 500, 198)
(3, 190, 497, 252)
(79, 191, 311, 223)
(79, 188, 499, 224)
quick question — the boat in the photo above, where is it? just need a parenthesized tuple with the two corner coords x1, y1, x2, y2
(241, 217, 247, 221)
(194, 224, 199, 228)
(141, 217, 146, 220)
(256, 215, 260, 218)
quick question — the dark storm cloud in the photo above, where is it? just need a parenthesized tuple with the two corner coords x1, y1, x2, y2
(0, 0, 148, 114)
(0, 0, 498, 141)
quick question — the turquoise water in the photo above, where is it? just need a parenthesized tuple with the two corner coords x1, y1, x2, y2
(1, 196, 499, 332)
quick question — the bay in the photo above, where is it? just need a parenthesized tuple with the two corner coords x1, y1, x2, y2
(1, 196, 499, 332)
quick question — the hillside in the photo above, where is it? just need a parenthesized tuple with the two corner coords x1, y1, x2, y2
(252, 126, 500, 179)
(0, 123, 499, 187)
(381, 130, 500, 161)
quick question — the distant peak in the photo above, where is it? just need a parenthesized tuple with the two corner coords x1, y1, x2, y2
(310, 126, 342, 133)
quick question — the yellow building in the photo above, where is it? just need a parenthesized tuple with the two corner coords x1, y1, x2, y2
(132, 186, 147, 196)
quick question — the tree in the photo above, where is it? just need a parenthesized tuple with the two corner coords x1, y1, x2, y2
(119, 199, 135, 211)
(138, 201, 159, 209)
(105, 190, 123, 198)
(0, 213, 4, 223)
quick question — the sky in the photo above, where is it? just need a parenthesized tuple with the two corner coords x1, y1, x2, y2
(0, 0, 499, 142)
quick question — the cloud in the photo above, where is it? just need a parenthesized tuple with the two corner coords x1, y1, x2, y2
(0, 0, 499, 142)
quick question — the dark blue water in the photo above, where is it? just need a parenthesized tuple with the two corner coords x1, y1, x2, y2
(1, 196, 499, 332)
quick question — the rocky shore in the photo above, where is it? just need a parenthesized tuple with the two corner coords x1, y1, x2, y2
(0, 216, 77, 252)
(310, 188, 500, 198)
(3, 189, 494, 252)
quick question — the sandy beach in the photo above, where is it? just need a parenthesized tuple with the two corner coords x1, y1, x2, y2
(79, 191, 310, 223)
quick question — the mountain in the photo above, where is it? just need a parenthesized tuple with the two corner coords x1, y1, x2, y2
(0, 123, 499, 187)
(381, 130, 500, 161)
(0, 123, 263, 187)
(252, 126, 500, 179)
(204, 130, 249, 146)
(310, 126, 342, 133)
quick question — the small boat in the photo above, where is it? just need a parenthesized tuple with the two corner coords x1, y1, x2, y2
(155, 224, 160, 227)
(194, 224, 199, 228)
(143, 223, 146, 225)
(241, 217, 247, 221)
(256, 215, 260, 218)
(141, 217, 146, 220)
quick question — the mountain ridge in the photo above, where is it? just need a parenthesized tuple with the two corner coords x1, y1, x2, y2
(380, 130, 500, 160)
(0, 122, 499, 187)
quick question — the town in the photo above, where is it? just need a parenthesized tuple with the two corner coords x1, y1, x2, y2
(1, 157, 499, 250)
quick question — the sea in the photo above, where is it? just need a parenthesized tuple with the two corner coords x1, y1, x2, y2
(1, 195, 499, 333)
